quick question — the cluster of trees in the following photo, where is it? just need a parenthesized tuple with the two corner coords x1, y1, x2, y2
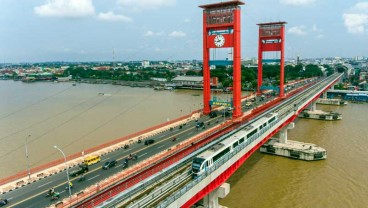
(63, 67, 176, 82)
(63, 63, 340, 89)
(184, 64, 329, 88)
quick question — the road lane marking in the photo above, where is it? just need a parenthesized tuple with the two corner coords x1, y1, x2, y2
(101, 157, 110, 162)
(157, 144, 165, 149)
(37, 181, 53, 188)
(87, 174, 100, 181)
(139, 153, 147, 157)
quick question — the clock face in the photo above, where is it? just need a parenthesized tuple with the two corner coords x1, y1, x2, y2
(214, 34, 225, 47)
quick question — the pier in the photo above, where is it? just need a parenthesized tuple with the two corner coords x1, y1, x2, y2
(260, 122, 327, 161)
(298, 109, 342, 120)
(260, 138, 327, 161)
(316, 98, 347, 106)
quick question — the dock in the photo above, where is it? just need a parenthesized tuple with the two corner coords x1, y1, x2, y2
(316, 98, 347, 106)
(260, 138, 327, 161)
(298, 109, 342, 120)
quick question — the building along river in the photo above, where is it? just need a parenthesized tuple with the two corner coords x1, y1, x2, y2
(0, 80, 367, 207)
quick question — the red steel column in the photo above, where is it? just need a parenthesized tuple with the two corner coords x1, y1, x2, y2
(257, 33, 263, 95)
(232, 8, 242, 118)
(203, 12, 211, 114)
(279, 25, 285, 97)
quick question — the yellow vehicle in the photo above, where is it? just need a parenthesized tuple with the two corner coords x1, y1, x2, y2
(84, 155, 101, 166)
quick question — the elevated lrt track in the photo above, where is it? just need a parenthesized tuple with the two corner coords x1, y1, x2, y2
(102, 73, 342, 208)
(76, 74, 342, 208)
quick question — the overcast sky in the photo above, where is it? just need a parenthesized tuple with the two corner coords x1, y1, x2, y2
(0, 0, 367, 62)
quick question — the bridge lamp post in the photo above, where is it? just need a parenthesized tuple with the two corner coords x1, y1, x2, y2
(25, 134, 31, 180)
(54, 145, 72, 199)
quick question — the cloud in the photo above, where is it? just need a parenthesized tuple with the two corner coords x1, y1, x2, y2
(97, 12, 132, 22)
(288, 25, 307, 35)
(155, 47, 166, 52)
(343, 2, 368, 34)
(144, 30, 155, 36)
(169, 31, 186, 37)
(280, 0, 316, 6)
(34, 0, 95, 18)
(351, 2, 368, 11)
(118, 0, 176, 11)
(316, 34, 324, 39)
(144, 30, 165, 36)
(312, 24, 318, 31)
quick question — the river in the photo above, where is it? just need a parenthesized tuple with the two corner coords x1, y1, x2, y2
(220, 102, 368, 207)
(1, 81, 367, 207)
(0, 80, 206, 178)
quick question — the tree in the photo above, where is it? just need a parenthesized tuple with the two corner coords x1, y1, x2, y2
(186, 70, 198, 76)
(335, 64, 348, 73)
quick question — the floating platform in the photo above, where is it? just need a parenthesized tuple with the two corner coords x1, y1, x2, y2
(260, 138, 327, 161)
(298, 109, 342, 120)
(316, 98, 347, 106)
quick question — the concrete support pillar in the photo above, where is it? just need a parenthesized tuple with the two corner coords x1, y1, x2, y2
(203, 183, 230, 208)
(331, 84, 335, 90)
(323, 92, 327, 99)
(310, 102, 317, 111)
(279, 122, 295, 144)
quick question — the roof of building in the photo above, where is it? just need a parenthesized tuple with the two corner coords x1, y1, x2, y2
(199, 0, 245, 9)
(172, 76, 203, 82)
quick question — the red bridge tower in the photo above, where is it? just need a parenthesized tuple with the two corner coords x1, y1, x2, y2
(199, 0, 245, 119)
(257, 22, 287, 97)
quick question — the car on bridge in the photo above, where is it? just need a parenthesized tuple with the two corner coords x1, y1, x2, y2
(0, 198, 8, 206)
(196, 121, 204, 128)
(144, 139, 155, 145)
(102, 160, 117, 170)
(69, 163, 89, 177)
(209, 111, 217, 118)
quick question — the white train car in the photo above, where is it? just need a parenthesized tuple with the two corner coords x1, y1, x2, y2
(192, 113, 278, 177)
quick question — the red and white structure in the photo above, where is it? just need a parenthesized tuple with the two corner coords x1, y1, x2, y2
(200, 0, 245, 119)
(257, 22, 287, 97)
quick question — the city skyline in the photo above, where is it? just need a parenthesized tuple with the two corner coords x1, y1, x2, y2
(0, 0, 367, 62)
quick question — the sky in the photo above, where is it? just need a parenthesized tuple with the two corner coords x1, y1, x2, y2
(0, 0, 367, 63)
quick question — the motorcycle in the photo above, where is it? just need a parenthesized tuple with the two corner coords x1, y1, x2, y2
(50, 192, 60, 201)
(122, 161, 129, 169)
(133, 154, 138, 160)
(45, 189, 54, 198)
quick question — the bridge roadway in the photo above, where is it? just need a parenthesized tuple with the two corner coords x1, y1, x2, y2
(101, 73, 343, 208)
(2, 89, 282, 207)
(4, 114, 232, 207)
(1, 77, 318, 208)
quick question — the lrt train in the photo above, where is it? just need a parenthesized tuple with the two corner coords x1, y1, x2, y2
(192, 112, 278, 177)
